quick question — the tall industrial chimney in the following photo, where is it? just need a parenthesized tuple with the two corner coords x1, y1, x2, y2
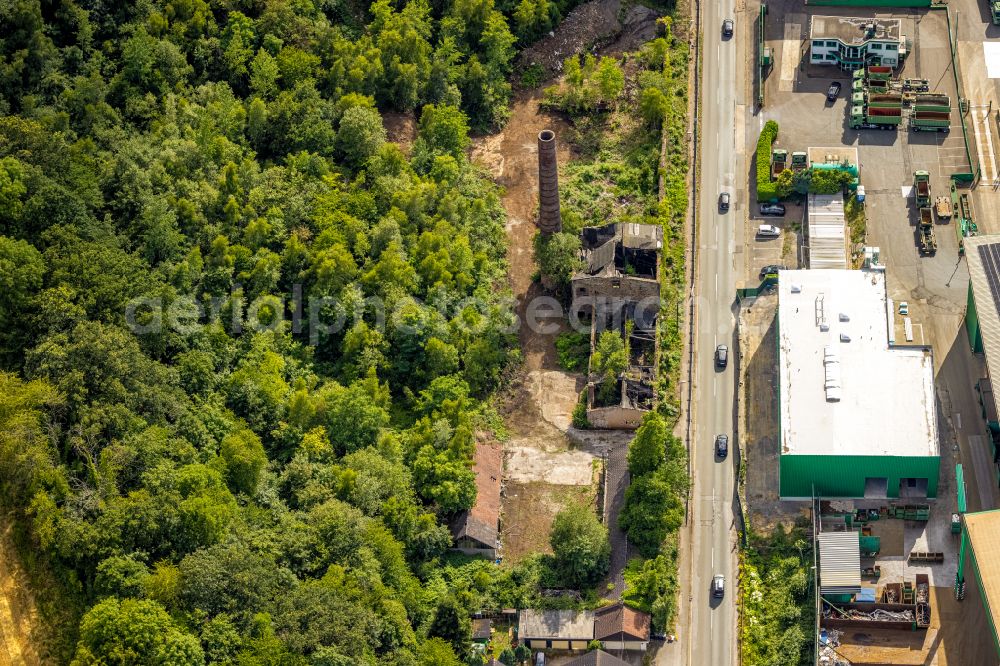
(537, 129, 561, 234)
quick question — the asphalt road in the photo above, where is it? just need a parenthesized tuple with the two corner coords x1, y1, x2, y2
(685, 0, 742, 663)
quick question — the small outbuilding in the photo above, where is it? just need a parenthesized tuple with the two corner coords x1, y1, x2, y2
(518, 609, 595, 650)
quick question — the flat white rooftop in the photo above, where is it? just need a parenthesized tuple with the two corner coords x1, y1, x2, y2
(778, 269, 938, 457)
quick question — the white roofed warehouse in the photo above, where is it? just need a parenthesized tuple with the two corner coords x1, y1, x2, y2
(777, 269, 940, 499)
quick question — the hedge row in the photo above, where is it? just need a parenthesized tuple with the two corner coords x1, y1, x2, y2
(755, 120, 779, 202)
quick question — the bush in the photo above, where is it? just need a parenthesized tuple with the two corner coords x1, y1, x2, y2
(755, 120, 779, 202)
(572, 394, 591, 429)
(555, 331, 591, 372)
(550, 506, 611, 588)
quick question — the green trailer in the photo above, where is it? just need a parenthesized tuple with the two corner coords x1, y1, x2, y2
(911, 110, 950, 133)
(914, 171, 930, 207)
(914, 94, 951, 113)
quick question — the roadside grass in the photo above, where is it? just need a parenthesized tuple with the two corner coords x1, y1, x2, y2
(740, 523, 815, 666)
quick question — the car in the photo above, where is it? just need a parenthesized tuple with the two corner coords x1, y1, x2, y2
(899, 301, 909, 316)
(759, 264, 786, 279)
(827, 81, 842, 103)
(719, 192, 730, 211)
(712, 574, 725, 598)
(722, 18, 734, 37)
(757, 224, 780, 238)
(759, 203, 786, 216)
(715, 344, 728, 368)
(715, 434, 729, 459)
(535, 652, 545, 666)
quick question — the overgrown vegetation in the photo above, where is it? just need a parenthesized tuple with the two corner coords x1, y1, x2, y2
(536, 20, 691, 629)
(756, 120, 780, 202)
(846, 194, 867, 247)
(555, 330, 591, 372)
(741, 524, 814, 666)
(775, 167, 854, 197)
(0, 0, 625, 661)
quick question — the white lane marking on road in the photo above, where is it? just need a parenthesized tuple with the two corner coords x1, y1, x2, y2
(973, 106, 989, 181)
(956, 412, 962, 430)
(715, 273, 718, 296)
(983, 109, 999, 181)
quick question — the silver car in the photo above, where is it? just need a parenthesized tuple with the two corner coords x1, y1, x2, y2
(713, 574, 725, 598)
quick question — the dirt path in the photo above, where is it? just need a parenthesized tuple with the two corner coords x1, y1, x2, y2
(474, 90, 633, 567)
(0, 517, 47, 666)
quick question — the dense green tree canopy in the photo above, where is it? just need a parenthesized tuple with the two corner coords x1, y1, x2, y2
(0, 0, 581, 659)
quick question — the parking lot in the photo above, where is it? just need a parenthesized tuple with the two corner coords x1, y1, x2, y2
(741, 3, 998, 663)
(749, 4, 975, 346)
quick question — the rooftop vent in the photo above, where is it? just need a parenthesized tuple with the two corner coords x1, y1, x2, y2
(824, 346, 842, 402)
(840, 333, 851, 342)
(839, 313, 850, 322)
(791, 284, 802, 293)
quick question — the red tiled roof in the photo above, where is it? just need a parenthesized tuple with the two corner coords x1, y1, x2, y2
(593, 602, 651, 641)
(451, 442, 502, 547)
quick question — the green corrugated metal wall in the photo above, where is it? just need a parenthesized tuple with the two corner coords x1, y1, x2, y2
(779, 454, 940, 498)
(964, 514, 1000, 660)
(807, 0, 929, 5)
(968, 280, 985, 354)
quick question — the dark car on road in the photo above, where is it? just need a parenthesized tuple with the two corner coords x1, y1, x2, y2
(759, 203, 785, 216)
(827, 81, 842, 103)
(715, 434, 729, 459)
(718, 192, 730, 212)
(722, 18, 734, 37)
(715, 344, 728, 369)
(759, 264, 786, 279)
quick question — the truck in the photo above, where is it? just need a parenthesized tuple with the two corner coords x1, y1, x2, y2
(918, 207, 937, 255)
(790, 151, 808, 172)
(771, 149, 788, 179)
(914, 171, 930, 207)
(935, 196, 952, 220)
(850, 106, 901, 129)
(911, 110, 950, 132)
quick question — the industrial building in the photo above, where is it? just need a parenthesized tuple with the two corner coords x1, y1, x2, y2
(964, 237, 1000, 479)
(778, 269, 940, 498)
(958, 509, 1000, 661)
(809, 16, 904, 70)
(572, 222, 662, 429)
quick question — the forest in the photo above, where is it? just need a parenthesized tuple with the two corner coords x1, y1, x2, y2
(0, 0, 692, 662)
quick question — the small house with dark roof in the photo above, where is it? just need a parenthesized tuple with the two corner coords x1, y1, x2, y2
(471, 618, 492, 643)
(593, 602, 651, 652)
(563, 650, 632, 666)
(450, 442, 503, 558)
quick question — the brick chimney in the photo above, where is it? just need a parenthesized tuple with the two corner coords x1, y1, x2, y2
(537, 129, 561, 234)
